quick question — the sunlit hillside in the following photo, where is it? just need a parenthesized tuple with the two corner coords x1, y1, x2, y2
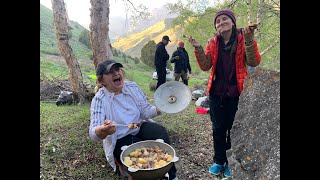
(112, 18, 184, 58)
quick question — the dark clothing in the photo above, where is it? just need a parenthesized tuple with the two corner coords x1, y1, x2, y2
(155, 42, 170, 89)
(170, 48, 191, 74)
(209, 27, 240, 166)
(113, 121, 177, 180)
(156, 66, 167, 89)
(209, 95, 239, 165)
(211, 28, 239, 97)
(170, 48, 191, 86)
(155, 42, 169, 68)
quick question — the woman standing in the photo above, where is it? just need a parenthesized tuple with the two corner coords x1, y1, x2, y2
(188, 9, 261, 177)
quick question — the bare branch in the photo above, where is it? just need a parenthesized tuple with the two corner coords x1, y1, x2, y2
(260, 36, 280, 56)
(126, 0, 143, 14)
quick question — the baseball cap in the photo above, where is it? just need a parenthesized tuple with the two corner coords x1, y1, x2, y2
(162, 35, 171, 42)
(96, 59, 123, 76)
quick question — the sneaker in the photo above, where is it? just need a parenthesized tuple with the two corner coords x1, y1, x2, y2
(209, 163, 224, 175)
(224, 164, 231, 177)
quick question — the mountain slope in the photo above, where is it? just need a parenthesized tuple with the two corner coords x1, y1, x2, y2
(40, 3, 92, 59)
(112, 18, 183, 58)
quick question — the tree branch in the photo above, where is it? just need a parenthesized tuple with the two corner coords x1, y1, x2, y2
(260, 36, 280, 56)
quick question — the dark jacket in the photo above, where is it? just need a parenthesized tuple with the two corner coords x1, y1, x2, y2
(154, 42, 169, 68)
(170, 48, 191, 73)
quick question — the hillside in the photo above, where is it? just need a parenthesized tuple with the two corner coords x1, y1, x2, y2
(40, 3, 92, 60)
(40, 3, 161, 95)
(112, 18, 183, 58)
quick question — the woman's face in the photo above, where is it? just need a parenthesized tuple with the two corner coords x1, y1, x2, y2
(215, 14, 234, 35)
(102, 66, 124, 94)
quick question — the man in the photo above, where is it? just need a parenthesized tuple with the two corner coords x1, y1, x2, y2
(154, 35, 170, 89)
(170, 41, 192, 86)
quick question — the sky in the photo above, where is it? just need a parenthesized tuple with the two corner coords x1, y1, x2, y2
(40, 0, 184, 29)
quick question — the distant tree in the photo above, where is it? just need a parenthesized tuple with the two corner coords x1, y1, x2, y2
(40, 22, 42, 31)
(113, 48, 118, 56)
(128, 55, 134, 60)
(134, 57, 140, 64)
(140, 40, 156, 68)
(79, 29, 91, 49)
(123, 53, 128, 64)
(68, 30, 72, 39)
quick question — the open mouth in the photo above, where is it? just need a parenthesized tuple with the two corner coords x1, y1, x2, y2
(113, 77, 121, 83)
(112, 76, 123, 86)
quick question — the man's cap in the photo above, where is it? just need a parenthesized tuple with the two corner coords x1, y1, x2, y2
(162, 35, 171, 42)
(178, 41, 184, 48)
(96, 59, 123, 76)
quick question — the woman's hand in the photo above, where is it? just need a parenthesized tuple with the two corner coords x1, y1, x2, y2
(242, 25, 257, 44)
(188, 36, 201, 48)
(156, 107, 162, 115)
(95, 119, 116, 139)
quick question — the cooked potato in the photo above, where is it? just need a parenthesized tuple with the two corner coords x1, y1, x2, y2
(138, 158, 147, 164)
(166, 155, 173, 162)
(124, 146, 173, 169)
(124, 159, 132, 166)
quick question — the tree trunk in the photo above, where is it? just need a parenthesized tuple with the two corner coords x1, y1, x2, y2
(255, 0, 264, 38)
(89, 0, 113, 68)
(51, 0, 87, 104)
(246, 0, 253, 25)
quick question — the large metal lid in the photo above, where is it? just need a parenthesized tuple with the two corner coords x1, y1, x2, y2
(154, 81, 192, 114)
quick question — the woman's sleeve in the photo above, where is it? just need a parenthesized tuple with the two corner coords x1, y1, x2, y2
(89, 96, 105, 142)
(194, 39, 213, 71)
(244, 41, 261, 67)
(134, 87, 158, 120)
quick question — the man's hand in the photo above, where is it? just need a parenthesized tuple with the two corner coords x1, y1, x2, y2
(174, 56, 180, 60)
(187, 73, 191, 80)
(95, 119, 116, 139)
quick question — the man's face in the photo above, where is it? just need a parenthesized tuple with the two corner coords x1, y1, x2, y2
(163, 39, 169, 45)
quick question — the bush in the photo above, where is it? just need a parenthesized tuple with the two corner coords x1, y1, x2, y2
(140, 40, 156, 68)
(134, 57, 140, 64)
(68, 30, 73, 39)
(78, 30, 91, 49)
(149, 81, 157, 92)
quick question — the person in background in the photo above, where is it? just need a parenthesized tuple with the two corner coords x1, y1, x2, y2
(89, 59, 178, 180)
(155, 35, 171, 89)
(170, 41, 192, 86)
(188, 9, 261, 177)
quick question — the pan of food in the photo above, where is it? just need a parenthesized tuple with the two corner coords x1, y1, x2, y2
(120, 139, 179, 180)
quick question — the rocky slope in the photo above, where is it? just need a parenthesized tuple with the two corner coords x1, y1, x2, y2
(170, 67, 280, 180)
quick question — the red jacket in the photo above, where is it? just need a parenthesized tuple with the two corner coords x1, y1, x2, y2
(194, 31, 261, 96)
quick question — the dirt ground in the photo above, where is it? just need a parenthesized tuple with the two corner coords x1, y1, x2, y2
(168, 114, 218, 180)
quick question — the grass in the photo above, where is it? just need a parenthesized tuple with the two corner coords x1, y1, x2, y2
(40, 95, 199, 179)
(40, 3, 277, 178)
(40, 102, 120, 179)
